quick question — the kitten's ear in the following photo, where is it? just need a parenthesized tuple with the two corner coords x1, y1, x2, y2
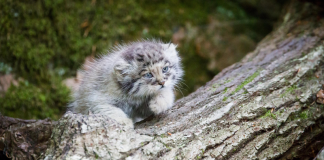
(162, 43, 179, 60)
(114, 62, 131, 81)
(163, 43, 177, 50)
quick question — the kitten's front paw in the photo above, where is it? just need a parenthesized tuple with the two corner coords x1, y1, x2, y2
(149, 91, 174, 114)
(149, 102, 167, 114)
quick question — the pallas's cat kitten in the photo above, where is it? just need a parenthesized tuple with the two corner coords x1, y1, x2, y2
(68, 40, 183, 128)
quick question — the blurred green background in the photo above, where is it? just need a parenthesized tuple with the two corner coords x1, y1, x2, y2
(0, 0, 285, 120)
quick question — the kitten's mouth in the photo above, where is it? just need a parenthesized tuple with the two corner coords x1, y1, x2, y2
(160, 86, 164, 89)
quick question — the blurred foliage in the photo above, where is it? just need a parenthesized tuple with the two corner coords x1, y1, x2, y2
(0, 0, 284, 120)
(0, 78, 70, 120)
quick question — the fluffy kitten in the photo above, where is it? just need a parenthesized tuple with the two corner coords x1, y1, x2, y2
(68, 40, 183, 128)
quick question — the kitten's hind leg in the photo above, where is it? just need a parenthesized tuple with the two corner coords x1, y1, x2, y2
(91, 105, 134, 129)
(149, 88, 175, 114)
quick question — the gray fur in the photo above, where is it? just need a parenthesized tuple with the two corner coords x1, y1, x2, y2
(68, 40, 183, 128)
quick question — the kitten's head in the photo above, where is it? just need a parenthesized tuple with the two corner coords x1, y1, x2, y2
(114, 41, 183, 97)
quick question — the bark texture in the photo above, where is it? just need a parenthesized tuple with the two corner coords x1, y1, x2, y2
(1, 0, 324, 159)
(0, 116, 56, 159)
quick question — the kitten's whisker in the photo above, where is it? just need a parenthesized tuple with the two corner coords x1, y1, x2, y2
(174, 84, 187, 92)
(175, 89, 184, 98)
(174, 85, 185, 97)
(177, 80, 188, 88)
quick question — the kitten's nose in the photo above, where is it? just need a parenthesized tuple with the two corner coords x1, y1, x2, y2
(158, 81, 165, 86)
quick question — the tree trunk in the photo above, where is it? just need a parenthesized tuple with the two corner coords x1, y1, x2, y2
(1, 0, 324, 159)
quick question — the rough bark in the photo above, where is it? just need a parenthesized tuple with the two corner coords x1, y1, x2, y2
(1, 0, 324, 159)
(0, 116, 56, 159)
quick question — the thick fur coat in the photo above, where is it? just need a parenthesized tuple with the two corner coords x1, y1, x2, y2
(68, 40, 183, 128)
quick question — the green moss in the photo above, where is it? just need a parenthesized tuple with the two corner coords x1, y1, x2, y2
(299, 110, 308, 119)
(232, 70, 260, 94)
(280, 85, 297, 98)
(0, 76, 70, 120)
(223, 97, 228, 101)
(210, 83, 220, 92)
(224, 79, 232, 84)
(261, 110, 277, 119)
(287, 85, 297, 93)
(160, 134, 167, 138)
(160, 141, 171, 150)
(223, 87, 228, 93)
(94, 151, 99, 159)
(213, 83, 220, 88)
(243, 88, 249, 94)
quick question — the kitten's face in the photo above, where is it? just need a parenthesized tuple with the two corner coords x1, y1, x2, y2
(138, 60, 174, 94)
(115, 41, 183, 97)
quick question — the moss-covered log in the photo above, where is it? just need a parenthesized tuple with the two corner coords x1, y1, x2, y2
(1, 0, 324, 159)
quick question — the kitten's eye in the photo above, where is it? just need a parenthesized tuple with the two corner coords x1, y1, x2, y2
(143, 73, 153, 78)
(162, 66, 169, 73)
